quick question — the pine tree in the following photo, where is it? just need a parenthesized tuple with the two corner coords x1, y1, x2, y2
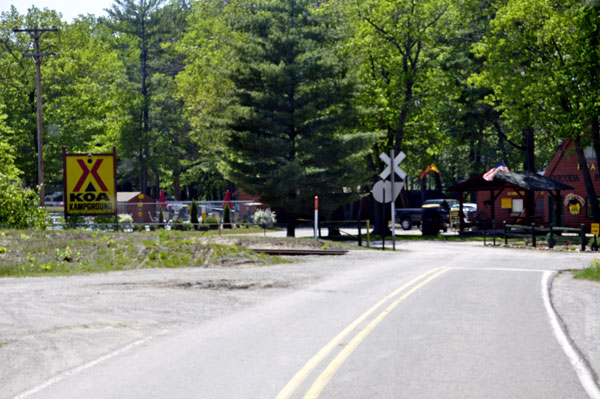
(224, 0, 374, 237)
(190, 199, 199, 230)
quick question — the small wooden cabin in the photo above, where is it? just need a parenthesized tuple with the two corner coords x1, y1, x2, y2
(116, 192, 155, 223)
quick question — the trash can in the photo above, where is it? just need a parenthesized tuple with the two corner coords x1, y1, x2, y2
(421, 208, 441, 236)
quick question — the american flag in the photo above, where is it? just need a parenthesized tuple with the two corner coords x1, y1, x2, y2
(483, 162, 510, 181)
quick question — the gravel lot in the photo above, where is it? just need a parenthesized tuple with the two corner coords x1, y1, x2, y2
(2, 242, 600, 399)
(0, 249, 392, 399)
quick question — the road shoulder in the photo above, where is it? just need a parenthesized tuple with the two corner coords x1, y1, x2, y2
(552, 273, 600, 384)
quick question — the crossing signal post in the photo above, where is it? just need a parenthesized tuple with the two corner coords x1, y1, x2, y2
(373, 150, 406, 250)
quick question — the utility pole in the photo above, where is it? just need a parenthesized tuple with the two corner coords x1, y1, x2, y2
(13, 26, 59, 207)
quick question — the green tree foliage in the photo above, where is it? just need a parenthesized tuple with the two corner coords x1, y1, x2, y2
(472, 0, 600, 218)
(0, 174, 47, 228)
(104, 0, 167, 195)
(43, 16, 129, 183)
(345, 0, 455, 171)
(223, 0, 375, 236)
(0, 6, 62, 186)
(0, 105, 20, 179)
(175, 0, 236, 198)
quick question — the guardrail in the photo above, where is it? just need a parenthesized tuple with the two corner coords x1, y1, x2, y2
(502, 222, 588, 250)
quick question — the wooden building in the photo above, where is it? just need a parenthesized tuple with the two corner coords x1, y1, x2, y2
(541, 140, 599, 228)
(116, 192, 156, 224)
(448, 172, 572, 231)
(448, 139, 600, 229)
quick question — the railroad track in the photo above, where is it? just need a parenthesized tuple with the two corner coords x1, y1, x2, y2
(251, 248, 348, 256)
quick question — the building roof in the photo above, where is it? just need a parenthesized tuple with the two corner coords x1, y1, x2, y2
(447, 171, 573, 193)
(116, 192, 154, 202)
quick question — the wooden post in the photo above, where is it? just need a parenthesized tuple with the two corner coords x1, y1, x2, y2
(531, 223, 536, 248)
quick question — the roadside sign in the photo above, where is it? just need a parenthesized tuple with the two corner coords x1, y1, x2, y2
(592, 223, 600, 236)
(372, 181, 404, 203)
(501, 198, 512, 209)
(63, 147, 117, 217)
(379, 151, 406, 181)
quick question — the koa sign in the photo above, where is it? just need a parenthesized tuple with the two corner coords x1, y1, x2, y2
(63, 147, 117, 217)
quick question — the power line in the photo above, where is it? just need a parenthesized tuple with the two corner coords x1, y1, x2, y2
(13, 26, 59, 207)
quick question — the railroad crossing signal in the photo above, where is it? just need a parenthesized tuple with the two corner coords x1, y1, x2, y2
(379, 151, 406, 181)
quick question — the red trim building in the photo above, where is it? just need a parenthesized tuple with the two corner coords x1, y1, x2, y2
(469, 140, 597, 228)
(541, 140, 598, 227)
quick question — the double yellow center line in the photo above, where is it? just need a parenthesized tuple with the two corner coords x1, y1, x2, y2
(276, 267, 449, 399)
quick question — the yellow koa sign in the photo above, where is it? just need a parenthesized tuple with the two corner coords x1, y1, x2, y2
(63, 148, 117, 216)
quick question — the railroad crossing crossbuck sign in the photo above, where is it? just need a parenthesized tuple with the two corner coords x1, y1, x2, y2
(63, 147, 117, 217)
(373, 151, 406, 203)
(379, 151, 406, 181)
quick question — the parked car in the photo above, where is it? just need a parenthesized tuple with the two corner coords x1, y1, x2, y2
(396, 199, 457, 231)
(450, 202, 478, 228)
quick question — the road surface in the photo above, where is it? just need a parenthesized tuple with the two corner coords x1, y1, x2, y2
(5, 241, 600, 399)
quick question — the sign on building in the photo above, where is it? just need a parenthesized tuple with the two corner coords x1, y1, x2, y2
(63, 147, 117, 217)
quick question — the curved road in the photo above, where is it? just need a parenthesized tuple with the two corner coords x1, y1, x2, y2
(16, 242, 599, 399)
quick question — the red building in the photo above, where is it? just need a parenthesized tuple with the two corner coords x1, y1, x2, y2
(541, 140, 598, 227)
(463, 140, 597, 229)
(116, 192, 156, 224)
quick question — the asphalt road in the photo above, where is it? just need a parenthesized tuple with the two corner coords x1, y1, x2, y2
(12, 242, 600, 399)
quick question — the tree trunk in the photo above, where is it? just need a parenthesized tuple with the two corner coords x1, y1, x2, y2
(575, 140, 600, 221)
(523, 126, 536, 220)
(369, 197, 391, 236)
(286, 212, 296, 237)
(174, 167, 181, 201)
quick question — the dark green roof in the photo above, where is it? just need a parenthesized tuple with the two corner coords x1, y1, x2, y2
(448, 171, 573, 192)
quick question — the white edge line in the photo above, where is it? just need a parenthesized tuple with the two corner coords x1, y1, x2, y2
(541, 271, 600, 399)
(451, 266, 551, 273)
(13, 330, 168, 399)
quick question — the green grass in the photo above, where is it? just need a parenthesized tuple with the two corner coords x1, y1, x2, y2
(574, 259, 600, 281)
(0, 229, 281, 277)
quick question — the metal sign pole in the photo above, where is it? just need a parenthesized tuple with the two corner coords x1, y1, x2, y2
(314, 195, 319, 239)
(382, 180, 386, 251)
(391, 149, 396, 251)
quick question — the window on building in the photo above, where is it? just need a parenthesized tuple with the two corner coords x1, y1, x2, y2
(512, 198, 524, 214)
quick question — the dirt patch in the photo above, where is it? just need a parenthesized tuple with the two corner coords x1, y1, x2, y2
(175, 279, 290, 290)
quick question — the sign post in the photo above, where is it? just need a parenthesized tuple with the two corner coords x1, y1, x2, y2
(592, 223, 599, 250)
(63, 147, 117, 221)
(376, 151, 406, 250)
(314, 195, 319, 240)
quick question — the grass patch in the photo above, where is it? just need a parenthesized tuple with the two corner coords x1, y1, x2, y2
(0, 229, 281, 278)
(574, 259, 600, 281)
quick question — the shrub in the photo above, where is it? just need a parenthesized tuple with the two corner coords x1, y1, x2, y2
(172, 219, 184, 231)
(205, 217, 219, 230)
(0, 174, 47, 229)
(254, 208, 276, 228)
(158, 207, 165, 227)
(241, 218, 249, 228)
(66, 215, 84, 229)
(197, 223, 210, 232)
